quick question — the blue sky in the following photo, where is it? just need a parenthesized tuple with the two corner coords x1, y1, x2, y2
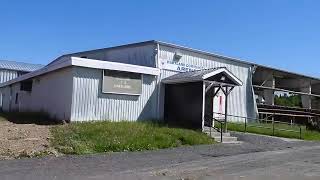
(1, 0, 320, 77)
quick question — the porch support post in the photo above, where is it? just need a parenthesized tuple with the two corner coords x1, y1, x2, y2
(202, 81, 206, 132)
(224, 87, 229, 133)
(220, 86, 234, 133)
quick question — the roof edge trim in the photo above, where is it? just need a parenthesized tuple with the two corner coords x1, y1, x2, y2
(71, 57, 160, 76)
(202, 68, 243, 86)
(0, 57, 160, 88)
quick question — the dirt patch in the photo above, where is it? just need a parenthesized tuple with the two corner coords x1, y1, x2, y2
(0, 120, 58, 160)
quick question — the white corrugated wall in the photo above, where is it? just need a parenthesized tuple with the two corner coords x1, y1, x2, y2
(70, 67, 158, 122)
(0, 69, 19, 83)
(0, 68, 73, 120)
(158, 45, 255, 122)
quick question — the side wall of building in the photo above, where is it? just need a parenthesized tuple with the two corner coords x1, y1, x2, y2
(0, 86, 11, 111)
(70, 43, 256, 122)
(70, 66, 158, 121)
(157, 45, 256, 121)
(0, 68, 73, 120)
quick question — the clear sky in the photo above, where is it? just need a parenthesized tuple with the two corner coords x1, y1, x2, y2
(1, 0, 320, 77)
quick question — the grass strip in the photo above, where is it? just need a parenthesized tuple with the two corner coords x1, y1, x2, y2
(226, 122, 320, 140)
(51, 121, 215, 154)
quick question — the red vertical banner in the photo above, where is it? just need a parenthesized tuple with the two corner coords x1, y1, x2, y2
(213, 89, 226, 119)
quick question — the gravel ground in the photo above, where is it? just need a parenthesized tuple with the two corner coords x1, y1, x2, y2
(0, 120, 57, 159)
(231, 131, 318, 150)
(1, 132, 320, 180)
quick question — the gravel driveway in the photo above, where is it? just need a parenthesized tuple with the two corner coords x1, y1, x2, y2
(1, 132, 320, 179)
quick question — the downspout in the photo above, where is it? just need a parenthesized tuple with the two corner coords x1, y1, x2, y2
(155, 43, 162, 121)
(250, 65, 258, 120)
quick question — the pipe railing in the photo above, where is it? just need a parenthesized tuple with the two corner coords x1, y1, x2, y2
(204, 114, 224, 142)
(212, 112, 303, 139)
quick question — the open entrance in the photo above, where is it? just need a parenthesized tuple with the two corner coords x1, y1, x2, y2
(163, 67, 242, 132)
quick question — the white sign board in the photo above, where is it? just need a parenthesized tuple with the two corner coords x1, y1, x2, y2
(103, 70, 142, 95)
(160, 59, 204, 72)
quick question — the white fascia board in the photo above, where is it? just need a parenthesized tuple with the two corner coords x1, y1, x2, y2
(202, 68, 243, 86)
(71, 57, 160, 76)
(202, 68, 225, 80)
(0, 57, 160, 88)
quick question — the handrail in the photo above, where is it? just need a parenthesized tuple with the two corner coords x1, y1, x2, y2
(204, 114, 224, 142)
(212, 112, 303, 139)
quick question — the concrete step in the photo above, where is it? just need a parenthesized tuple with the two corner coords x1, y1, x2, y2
(203, 126, 226, 132)
(203, 126, 238, 143)
(204, 131, 231, 137)
(213, 136, 238, 143)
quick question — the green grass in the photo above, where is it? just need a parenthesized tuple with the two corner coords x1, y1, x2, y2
(51, 121, 215, 154)
(225, 122, 320, 141)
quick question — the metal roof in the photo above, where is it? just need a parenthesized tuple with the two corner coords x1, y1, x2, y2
(0, 59, 44, 72)
(162, 67, 243, 86)
(60, 40, 320, 82)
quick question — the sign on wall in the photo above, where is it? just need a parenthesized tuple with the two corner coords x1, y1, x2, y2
(160, 59, 204, 72)
(102, 70, 142, 95)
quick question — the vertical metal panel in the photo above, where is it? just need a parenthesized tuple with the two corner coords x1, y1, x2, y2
(0, 69, 19, 111)
(158, 45, 255, 122)
(71, 67, 158, 122)
(0, 69, 18, 83)
(0, 86, 11, 111)
(0, 68, 73, 120)
(71, 44, 156, 67)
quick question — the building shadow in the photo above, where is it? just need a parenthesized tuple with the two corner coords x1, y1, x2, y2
(0, 111, 63, 125)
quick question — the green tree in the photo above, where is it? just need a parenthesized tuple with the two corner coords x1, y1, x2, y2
(274, 94, 302, 107)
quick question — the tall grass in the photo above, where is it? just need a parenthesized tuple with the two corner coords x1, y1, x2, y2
(51, 121, 215, 154)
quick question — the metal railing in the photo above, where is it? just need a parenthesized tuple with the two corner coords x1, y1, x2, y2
(204, 114, 224, 142)
(212, 112, 303, 139)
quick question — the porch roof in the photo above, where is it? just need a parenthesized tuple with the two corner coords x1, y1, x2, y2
(162, 67, 243, 86)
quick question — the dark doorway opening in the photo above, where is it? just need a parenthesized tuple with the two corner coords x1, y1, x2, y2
(164, 82, 203, 129)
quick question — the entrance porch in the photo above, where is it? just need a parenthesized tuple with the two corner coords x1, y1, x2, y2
(162, 67, 243, 138)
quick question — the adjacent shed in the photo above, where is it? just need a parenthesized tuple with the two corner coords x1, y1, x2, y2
(0, 59, 43, 83)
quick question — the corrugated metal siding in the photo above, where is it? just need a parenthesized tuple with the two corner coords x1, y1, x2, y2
(0, 60, 43, 72)
(0, 68, 73, 120)
(71, 44, 156, 67)
(0, 70, 18, 83)
(70, 67, 158, 121)
(0, 86, 11, 111)
(158, 45, 255, 122)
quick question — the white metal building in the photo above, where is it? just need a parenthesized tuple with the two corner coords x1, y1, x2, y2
(0, 59, 43, 110)
(0, 59, 43, 83)
(1, 41, 319, 127)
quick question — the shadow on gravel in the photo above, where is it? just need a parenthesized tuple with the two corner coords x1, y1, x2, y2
(0, 111, 63, 125)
